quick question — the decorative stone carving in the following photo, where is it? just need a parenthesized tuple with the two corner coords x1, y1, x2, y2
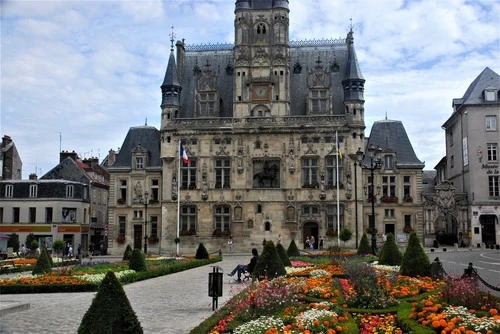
(201, 162, 208, 200)
(172, 176, 178, 200)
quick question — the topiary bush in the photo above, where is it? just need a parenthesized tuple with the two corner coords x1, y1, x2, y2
(357, 233, 371, 255)
(128, 249, 147, 272)
(32, 247, 52, 275)
(123, 245, 133, 261)
(275, 242, 291, 267)
(78, 271, 143, 334)
(400, 232, 430, 277)
(378, 233, 402, 266)
(195, 243, 209, 259)
(25, 233, 36, 252)
(286, 239, 301, 257)
(52, 239, 65, 258)
(7, 233, 20, 253)
(339, 227, 353, 247)
(254, 241, 286, 279)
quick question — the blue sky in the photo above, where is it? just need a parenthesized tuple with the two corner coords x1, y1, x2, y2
(1, 0, 499, 178)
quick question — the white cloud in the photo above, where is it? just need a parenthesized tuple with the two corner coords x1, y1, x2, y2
(1, 0, 498, 177)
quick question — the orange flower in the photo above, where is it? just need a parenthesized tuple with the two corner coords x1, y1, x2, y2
(490, 308, 498, 315)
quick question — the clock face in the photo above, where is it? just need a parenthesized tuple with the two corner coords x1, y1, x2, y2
(253, 85, 269, 99)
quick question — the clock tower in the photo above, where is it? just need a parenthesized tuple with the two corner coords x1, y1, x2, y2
(233, 0, 290, 118)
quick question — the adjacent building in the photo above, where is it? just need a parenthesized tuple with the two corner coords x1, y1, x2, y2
(1, 135, 22, 180)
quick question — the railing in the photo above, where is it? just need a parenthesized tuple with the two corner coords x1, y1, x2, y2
(183, 38, 347, 52)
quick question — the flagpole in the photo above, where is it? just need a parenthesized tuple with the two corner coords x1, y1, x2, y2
(177, 140, 181, 255)
(336, 131, 340, 246)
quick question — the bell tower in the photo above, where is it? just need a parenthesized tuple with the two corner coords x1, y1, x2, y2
(233, 0, 290, 118)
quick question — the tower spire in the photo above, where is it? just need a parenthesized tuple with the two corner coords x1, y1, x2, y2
(169, 26, 175, 52)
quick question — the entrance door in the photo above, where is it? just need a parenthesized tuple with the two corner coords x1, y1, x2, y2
(303, 222, 319, 249)
(480, 215, 497, 246)
(385, 224, 395, 236)
(134, 225, 143, 250)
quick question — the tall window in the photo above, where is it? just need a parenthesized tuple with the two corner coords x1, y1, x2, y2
(385, 209, 395, 218)
(13, 207, 20, 223)
(489, 176, 499, 197)
(119, 180, 127, 202)
(5, 184, 13, 197)
(403, 176, 411, 197)
(404, 215, 412, 228)
(311, 90, 328, 113)
(135, 157, 144, 169)
(118, 216, 126, 235)
(487, 143, 497, 161)
(382, 176, 396, 197)
(215, 159, 231, 188)
(384, 155, 394, 169)
(29, 185, 38, 197)
(485, 115, 497, 131)
(214, 205, 230, 232)
(326, 205, 344, 231)
(256, 22, 266, 34)
(66, 185, 74, 198)
(150, 216, 158, 237)
(0, 207, 3, 224)
(199, 92, 216, 115)
(45, 207, 53, 223)
(303, 206, 320, 215)
(181, 160, 197, 189)
(29, 207, 36, 223)
(326, 156, 342, 187)
(151, 179, 159, 201)
(181, 206, 197, 234)
(302, 158, 318, 186)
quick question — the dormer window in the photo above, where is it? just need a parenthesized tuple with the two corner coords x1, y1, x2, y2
(310, 89, 329, 114)
(484, 89, 497, 101)
(384, 155, 394, 169)
(135, 157, 144, 169)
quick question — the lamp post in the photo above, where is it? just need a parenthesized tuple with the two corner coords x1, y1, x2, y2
(363, 144, 382, 255)
(349, 147, 364, 248)
(142, 191, 149, 254)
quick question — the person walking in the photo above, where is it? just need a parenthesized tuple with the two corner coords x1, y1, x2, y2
(227, 248, 259, 282)
(228, 235, 234, 253)
(319, 236, 324, 250)
(305, 237, 310, 249)
(309, 236, 315, 250)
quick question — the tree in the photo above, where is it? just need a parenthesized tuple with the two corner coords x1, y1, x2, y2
(286, 239, 301, 257)
(78, 271, 143, 334)
(7, 233, 20, 253)
(254, 241, 286, 279)
(52, 239, 65, 258)
(275, 242, 291, 267)
(357, 233, 371, 255)
(32, 247, 52, 275)
(195, 243, 209, 259)
(128, 249, 147, 272)
(123, 245, 133, 261)
(378, 233, 402, 266)
(400, 232, 431, 277)
(25, 233, 37, 253)
(339, 227, 353, 248)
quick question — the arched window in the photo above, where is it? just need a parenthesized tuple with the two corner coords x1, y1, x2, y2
(256, 23, 266, 34)
(264, 221, 271, 231)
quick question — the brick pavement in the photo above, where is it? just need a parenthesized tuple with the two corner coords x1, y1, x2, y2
(0, 254, 250, 334)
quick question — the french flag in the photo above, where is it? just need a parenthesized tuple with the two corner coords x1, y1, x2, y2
(180, 143, 190, 163)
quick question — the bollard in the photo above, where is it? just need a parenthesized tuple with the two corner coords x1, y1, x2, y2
(430, 248, 434, 252)
(208, 266, 223, 310)
(443, 248, 447, 252)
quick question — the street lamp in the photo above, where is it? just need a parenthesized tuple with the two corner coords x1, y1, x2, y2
(348, 147, 364, 248)
(142, 191, 150, 254)
(363, 144, 382, 255)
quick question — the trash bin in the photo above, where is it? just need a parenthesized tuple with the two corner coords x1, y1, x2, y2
(433, 239, 439, 248)
(209, 266, 223, 310)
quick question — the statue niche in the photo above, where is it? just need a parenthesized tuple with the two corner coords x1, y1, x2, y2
(253, 160, 280, 188)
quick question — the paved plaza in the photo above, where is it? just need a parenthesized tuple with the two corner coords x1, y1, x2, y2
(0, 254, 249, 334)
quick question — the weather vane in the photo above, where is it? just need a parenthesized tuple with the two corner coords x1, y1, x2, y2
(170, 26, 175, 51)
(348, 18, 355, 32)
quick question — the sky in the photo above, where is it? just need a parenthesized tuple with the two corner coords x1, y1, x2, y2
(1, 0, 499, 179)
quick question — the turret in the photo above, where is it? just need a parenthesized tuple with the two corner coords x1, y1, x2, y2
(342, 29, 365, 102)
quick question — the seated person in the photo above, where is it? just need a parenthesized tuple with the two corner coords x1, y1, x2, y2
(227, 248, 258, 282)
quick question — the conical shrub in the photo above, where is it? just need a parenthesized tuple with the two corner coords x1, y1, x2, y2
(276, 242, 291, 267)
(123, 245, 133, 261)
(32, 247, 52, 275)
(357, 233, 371, 255)
(254, 241, 286, 279)
(195, 243, 209, 259)
(378, 233, 402, 266)
(401, 232, 431, 277)
(286, 239, 300, 257)
(78, 271, 143, 334)
(128, 249, 146, 272)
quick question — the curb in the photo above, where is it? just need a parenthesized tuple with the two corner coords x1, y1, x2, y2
(0, 301, 30, 317)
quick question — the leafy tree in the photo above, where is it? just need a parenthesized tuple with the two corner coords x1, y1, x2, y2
(275, 242, 291, 267)
(401, 232, 431, 277)
(7, 233, 20, 253)
(128, 249, 147, 272)
(52, 239, 65, 258)
(339, 227, 353, 247)
(286, 239, 300, 257)
(25, 233, 36, 252)
(78, 271, 143, 334)
(123, 245, 133, 261)
(254, 241, 286, 279)
(357, 233, 371, 255)
(30, 240, 39, 252)
(195, 243, 209, 259)
(32, 247, 52, 275)
(378, 233, 402, 266)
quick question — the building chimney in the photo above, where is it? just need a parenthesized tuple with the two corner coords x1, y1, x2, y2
(60, 150, 79, 163)
(107, 149, 116, 167)
(29, 173, 38, 180)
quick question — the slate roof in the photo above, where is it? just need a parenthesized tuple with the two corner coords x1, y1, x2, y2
(422, 170, 437, 194)
(364, 119, 424, 168)
(111, 126, 161, 168)
(41, 157, 91, 184)
(453, 67, 500, 108)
